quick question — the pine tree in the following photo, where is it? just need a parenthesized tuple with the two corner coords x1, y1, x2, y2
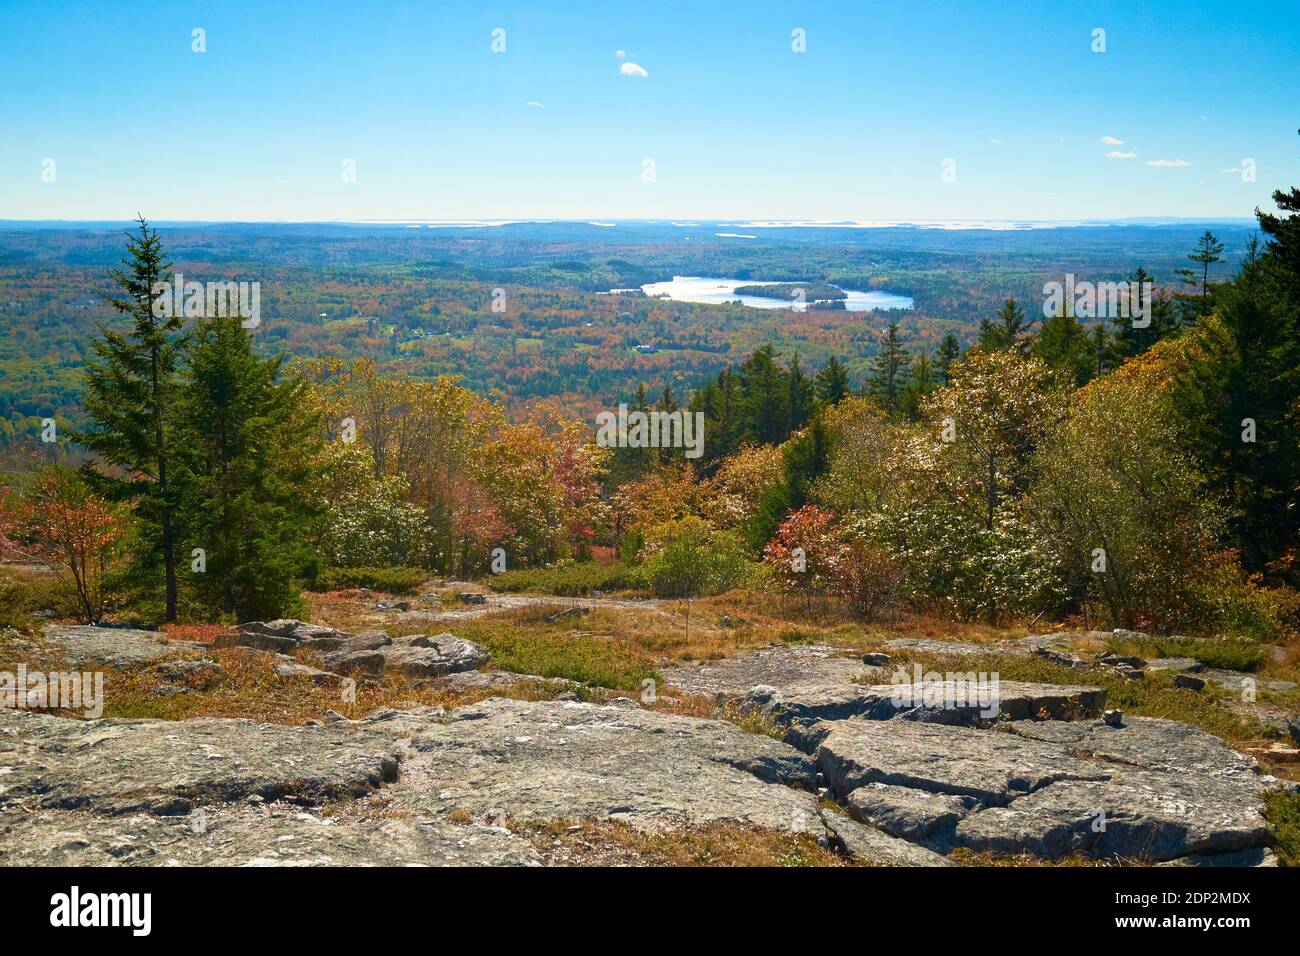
(76, 217, 185, 622)
(814, 355, 850, 406)
(176, 315, 322, 619)
(865, 319, 909, 415)
(1175, 230, 1225, 324)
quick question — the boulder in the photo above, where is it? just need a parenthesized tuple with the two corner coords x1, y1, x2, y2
(216, 620, 389, 654)
(151, 658, 224, 688)
(42, 624, 206, 670)
(1145, 657, 1205, 674)
(742, 679, 1106, 727)
(272, 661, 338, 685)
(321, 648, 387, 676)
(1034, 647, 1089, 669)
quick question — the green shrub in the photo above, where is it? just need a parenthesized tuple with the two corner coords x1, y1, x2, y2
(641, 517, 754, 598)
(1109, 633, 1268, 672)
(489, 562, 644, 596)
(312, 566, 428, 595)
(0, 580, 32, 630)
(1264, 789, 1300, 866)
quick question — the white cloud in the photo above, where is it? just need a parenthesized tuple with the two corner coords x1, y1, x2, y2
(619, 61, 648, 77)
(990, 137, 1001, 144)
(526, 101, 544, 108)
(1100, 135, 1124, 145)
(616, 49, 627, 58)
(1221, 166, 1246, 174)
(1146, 158, 1190, 167)
(1106, 150, 1137, 159)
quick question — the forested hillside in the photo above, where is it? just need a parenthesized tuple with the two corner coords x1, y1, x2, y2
(0, 220, 1252, 452)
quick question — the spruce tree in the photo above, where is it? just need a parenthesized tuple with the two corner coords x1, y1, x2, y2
(898, 353, 936, 420)
(935, 332, 961, 383)
(77, 217, 185, 621)
(978, 298, 1031, 353)
(865, 319, 909, 415)
(1033, 307, 1092, 386)
(176, 314, 322, 619)
(1174, 218, 1300, 577)
(738, 345, 790, 444)
(814, 355, 850, 406)
(786, 351, 815, 431)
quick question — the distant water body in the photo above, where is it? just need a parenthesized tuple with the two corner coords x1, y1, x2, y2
(631, 276, 912, 311)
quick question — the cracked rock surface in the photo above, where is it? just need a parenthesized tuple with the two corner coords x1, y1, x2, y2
(2, 633, 1288, 866)
(660, 644, 873, 699)
(786, 714, 1282, 862)
(0, 697, 939, 866)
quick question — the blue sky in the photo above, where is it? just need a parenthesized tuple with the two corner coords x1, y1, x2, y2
(2, 0, 1297, 222)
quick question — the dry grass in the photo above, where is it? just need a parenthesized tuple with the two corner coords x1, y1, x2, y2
(947, 847, 1125, 867)
(516, 818, 853, 867)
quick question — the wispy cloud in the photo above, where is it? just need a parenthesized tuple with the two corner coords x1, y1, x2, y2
(1100, 135, 1124, 145)
(990, 137, 1001, 144)
(526, 101, 544, 108)
(1146, 158, 1190, 167)
(619, 61, 648, 77)
(615, 49, 627, 58)
(1106, 150, 1137, 159)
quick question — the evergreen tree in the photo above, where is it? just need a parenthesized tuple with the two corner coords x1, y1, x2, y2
(1033, 307, 1092, 386)
(814, 355, 850, 406)
(76, 217, 185, 622)
(786, 351, 815, 431)
(746, 414, 830, 550)
(1090, 323, 1109, 380)
(177, 315, 322, 619)
(865, 319, 909, 415)
(1108, 266, 1178, 362)
(1175, 230, 1225, 324)
(738, 344, 790, 444)
(898, 353, 936, 421)
(1174, 207, 1300, 577)
(978, 298, 1031, 353)
(935, 332, 961, 383)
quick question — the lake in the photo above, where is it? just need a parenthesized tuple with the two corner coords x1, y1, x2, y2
(629, 276, 913, 311)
